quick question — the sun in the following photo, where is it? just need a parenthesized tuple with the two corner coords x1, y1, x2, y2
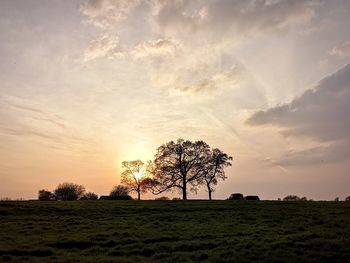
(134, 170, 144, 180)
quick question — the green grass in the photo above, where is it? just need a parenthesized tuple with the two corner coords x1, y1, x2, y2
(0, 200, 349, 262)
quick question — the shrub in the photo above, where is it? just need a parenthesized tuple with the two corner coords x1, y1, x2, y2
(227, 193, 244, 200)
(300, 197, 308, 201)
(283, 195, 300, 201)
(38, 189, 55, 201)
(110, 185, 132, 200)
(245, 195, 260, 201)
(155, 196, 170, 200)
(334, 197, 339, 202)
(80, 192, 98, 200)
(172, 197, 181, 200)
(345, 196, 350, 202)
(54, 183, 85, 201)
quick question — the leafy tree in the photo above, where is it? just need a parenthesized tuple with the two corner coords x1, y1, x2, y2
(151, 139, 211, 200)
(110, 185, 132, 200)
(202, 148, 232, 200)
(38, 189, 55, 201)
(54, 183, 85, 201)
(80, 192, 98, 200)
(120, 160, 152, 200)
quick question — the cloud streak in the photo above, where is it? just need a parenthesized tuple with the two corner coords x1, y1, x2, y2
(247, 64, 350, 165)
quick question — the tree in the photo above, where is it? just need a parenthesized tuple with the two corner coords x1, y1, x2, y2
(54, 182, 85, 201)
(110, 185, 132, 200)
(151, 139, 211, 200)
(38, 189, 55, 201)
(203, 148, 232, 200)
(120, 160, 152, 200)
(283, 195, 300, 201)
(80, 192, 98, 200)
(346, 196, 350, 202)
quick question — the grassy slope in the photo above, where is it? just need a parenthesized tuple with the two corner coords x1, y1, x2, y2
(0, 200, 350, 262)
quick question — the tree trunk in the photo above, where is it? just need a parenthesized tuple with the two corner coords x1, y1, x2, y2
(137, 191, 140, 200)
(208, 189, 212, 200)
(182, 180, 187, 200)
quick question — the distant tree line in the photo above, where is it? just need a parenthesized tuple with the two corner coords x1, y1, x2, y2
(36, 138, 350, 202)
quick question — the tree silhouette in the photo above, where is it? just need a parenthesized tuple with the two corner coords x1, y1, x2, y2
(54, 183, 85, 201)
(120, 160, 152, 200)
(38, 189, 55, 201)
(203, 148, 232, 200)
(110, 185, 132, 200)
(151, 139, 211, 200)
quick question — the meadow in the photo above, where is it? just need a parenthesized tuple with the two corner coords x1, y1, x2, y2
(0, 200, 349, 262)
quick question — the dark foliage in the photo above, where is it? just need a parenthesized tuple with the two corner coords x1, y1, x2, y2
(227, 193, 244, 200)
(79, 192, 98, 200)
(109, 185, 132, 200)
(346, 196, 350, 202)
(283, 195, 301, 201)
(53, 183, 85, 201)
(151, 139, 211, 200)
(38, 190, 55, 201)
(245, 195, 260, 200)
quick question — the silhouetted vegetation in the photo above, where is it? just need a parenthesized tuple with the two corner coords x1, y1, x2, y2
(227, 193, 244, 200)
(202, 148, 232, 200)
(283, 195, 300, 201)
(53, 183, 85, 201)
(1, 201, 349, 262)
(79, 192, 98, 200)
(120, 160, 152, 200)
(38, 190, 55, 201)
(109, 185, 132, 200)
(346, 196, 350, 201)
(149, 139, 232, 200)
(245, 195, 260, 200)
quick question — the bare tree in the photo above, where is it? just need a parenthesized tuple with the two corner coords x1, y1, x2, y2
(151, 139, 211, 200)
(120, 160, 152, 200)
(203, 148, 232, 200)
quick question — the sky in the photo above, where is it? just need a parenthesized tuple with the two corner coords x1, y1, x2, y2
(1, 0, 350, 200)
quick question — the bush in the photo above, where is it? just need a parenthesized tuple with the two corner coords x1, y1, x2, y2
(346, 196, 350, 202)
(110, 185, 132, 200)
(155, 196, 170, 200)
(245, 195, 260, 201)
(38, 189, 55, 201)
(227, 193, 244, 200)
(172, 197, 181, 200)
(54, 183, 85, 201)
(283, 195, 300, 201)
(80, 192, 98, 200)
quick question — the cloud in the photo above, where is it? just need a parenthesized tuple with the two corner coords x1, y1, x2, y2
(176, 66, 240, 93)
(331, 41, 350, 58)
(131, 38, 179, 59)
(83, 35, 123, 62)
(152, 0, 319, 39)
(80, 0, 139, 29)
(246, 64, 350, 165)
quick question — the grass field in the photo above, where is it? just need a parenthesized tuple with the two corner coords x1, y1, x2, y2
(0, 200, 350, 262)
